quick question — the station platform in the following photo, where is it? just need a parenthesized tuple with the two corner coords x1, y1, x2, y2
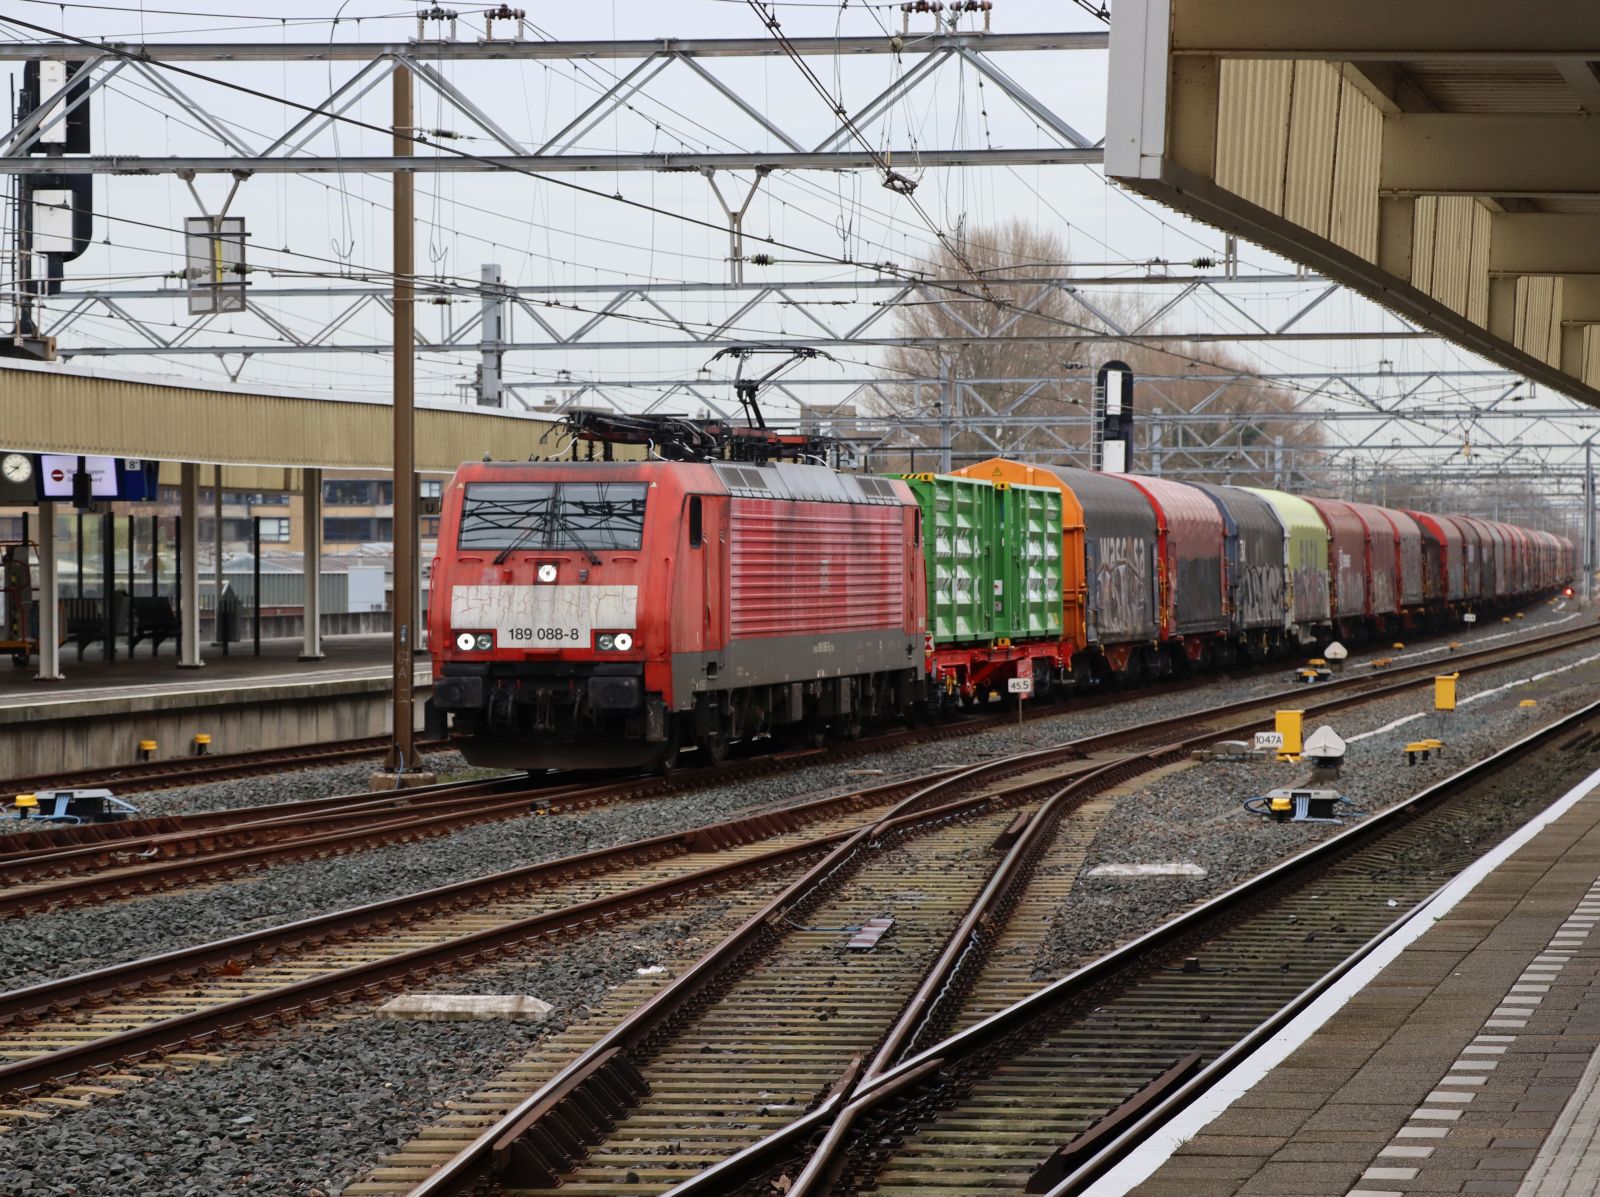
(1113, 763, 1600, 1197)
(0, 635, 431, 778)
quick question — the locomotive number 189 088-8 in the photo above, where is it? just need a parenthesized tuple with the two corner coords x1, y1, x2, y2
(506, 626, 582, 643)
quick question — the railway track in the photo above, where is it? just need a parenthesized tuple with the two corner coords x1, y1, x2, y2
(342, 625, 1600, 1196)
(627, 697, 1600, 1197)
(0, 616, 1583, 1190)
(0, 752, 1072, 1111)
(2, 618, 1593, 920)
(0, 735, 450, 798)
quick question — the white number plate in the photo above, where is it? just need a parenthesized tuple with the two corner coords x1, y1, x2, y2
(1254, 731, 1284, 750)
(451, 584, 637, 646)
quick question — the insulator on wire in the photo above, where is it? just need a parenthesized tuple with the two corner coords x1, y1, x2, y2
(482, 5, 526, 41)
(417, 6, 459, 41)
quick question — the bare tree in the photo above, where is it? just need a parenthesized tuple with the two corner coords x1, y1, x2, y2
(868, 219, 1324, 484)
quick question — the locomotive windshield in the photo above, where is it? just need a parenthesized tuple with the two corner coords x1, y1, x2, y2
(459, 482, 648, 554)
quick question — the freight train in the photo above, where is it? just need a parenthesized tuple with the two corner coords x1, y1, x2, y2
(425, 456, 1573, 771)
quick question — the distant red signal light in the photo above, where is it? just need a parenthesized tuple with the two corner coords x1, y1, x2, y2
(1564, 587, 1575, 597)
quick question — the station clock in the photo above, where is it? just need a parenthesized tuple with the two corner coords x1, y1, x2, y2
(1, 454, 31, 484)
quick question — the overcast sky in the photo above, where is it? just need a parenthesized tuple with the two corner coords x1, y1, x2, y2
(0, 0, 1590, 475)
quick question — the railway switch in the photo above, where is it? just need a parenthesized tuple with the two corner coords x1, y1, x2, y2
(1246, 788, 1346, 824)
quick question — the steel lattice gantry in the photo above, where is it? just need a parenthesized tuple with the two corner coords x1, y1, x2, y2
(0, 32, 1102, 175)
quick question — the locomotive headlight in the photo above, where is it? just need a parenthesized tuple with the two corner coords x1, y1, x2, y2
(455, 632, 476, 652)
(597, 634, 615, 651)
(475, 633, 494, 651)
(537, 563, 558, 583)
(613, 632, 633, 651)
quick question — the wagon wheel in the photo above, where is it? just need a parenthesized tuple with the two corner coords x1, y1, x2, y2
(652, 727, 682, 775)
(699, 729, 730, 767)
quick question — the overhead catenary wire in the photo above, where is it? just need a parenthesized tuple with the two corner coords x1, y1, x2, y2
(0, 13, 1149, 299)
(0, 11, 1492, 410)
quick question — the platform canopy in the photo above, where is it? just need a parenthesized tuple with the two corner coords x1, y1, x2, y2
(1106, 1, 1600, 405)
(0, 358, 606, 488)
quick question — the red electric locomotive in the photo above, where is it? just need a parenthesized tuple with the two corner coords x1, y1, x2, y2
(426, 459, 926, 771)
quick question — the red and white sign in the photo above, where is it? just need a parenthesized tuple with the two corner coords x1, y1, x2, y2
(38, 454, 117, 499)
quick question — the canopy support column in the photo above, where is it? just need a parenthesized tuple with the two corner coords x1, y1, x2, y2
(34, 501, 62, 682)
(178, 463, 203, 669)
(301, 467, 324, 660)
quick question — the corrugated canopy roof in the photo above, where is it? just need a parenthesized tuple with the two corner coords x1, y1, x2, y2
(0, 358, 602, 479)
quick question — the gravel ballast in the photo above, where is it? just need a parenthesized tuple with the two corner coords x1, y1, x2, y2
(2, 607, 1592, 991)
(0, 876, 794, 1197)
(0, 608, 1595, 1195)
(1032, 630, 1600, 980)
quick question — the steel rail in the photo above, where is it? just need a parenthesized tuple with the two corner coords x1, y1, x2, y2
(0, 762, 962, 1035)
(687, 694, 1600, 1197)
(0, 742, 1115, 1106)
(0, 735, 450, 799)
(402, 622, 1600, 1195)
(1, 619, 1585, 1173)
(397, 736, 1125, 1196)
(4, 610, 1577, 868)
(2, 616, 1590, 929)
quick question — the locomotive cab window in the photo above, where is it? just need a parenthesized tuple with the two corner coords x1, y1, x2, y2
(458, 481, 648, 553)
(688, 496, 703, 548)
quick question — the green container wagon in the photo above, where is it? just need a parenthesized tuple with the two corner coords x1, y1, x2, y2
(893, 473, 998, 644)
(892, 474, 1064, 648)
(998, 481, 1064, 643)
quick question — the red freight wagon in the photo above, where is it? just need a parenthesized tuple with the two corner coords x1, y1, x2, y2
(1380, 507, 1425, 608)
(1457, 516, 1504, 599)
(1449, 516, 1486, 601)
(427, 460, 925, 771)
(1346, 501, 1399, 617)
(1304, 497, 1368, 625)
(1406, 511, 1465, 603)
(1118, 475, 1228, 642)
(1481, 520, 1509, 598)
(1505, 524, 1531, 594)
